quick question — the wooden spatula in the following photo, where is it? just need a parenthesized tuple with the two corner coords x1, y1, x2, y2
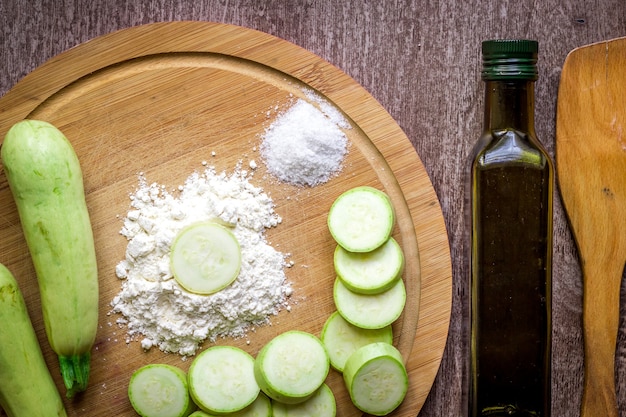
(556, 37, 626, 417)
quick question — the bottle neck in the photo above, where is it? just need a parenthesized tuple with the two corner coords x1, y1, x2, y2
(483, 80, 535, 133)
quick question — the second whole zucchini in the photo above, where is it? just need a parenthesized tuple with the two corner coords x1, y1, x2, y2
(1, 119, 99, 398)
(0, 263, 68, 417)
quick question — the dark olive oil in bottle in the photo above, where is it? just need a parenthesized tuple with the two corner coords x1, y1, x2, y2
(469, 40, 553, 417)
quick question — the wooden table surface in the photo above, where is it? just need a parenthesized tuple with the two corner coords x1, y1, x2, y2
(1, 1, 625, 416)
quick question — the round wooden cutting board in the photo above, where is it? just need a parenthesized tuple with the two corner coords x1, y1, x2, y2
(0, 22, 451, 417)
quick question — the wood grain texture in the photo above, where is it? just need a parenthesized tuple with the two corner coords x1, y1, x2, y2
(557, 37, 626, 417)
(0, 21, 451, 417)
(0, 1, 625, 416)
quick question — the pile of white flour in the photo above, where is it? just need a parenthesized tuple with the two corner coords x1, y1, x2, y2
(111, 166, 292, 356)
(111, 92, 351, 356)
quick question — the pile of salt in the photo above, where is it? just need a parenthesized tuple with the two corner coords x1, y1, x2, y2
(260, 98, 349, 187)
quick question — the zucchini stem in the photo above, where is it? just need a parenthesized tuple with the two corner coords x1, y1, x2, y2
(59, 353, 91, 398)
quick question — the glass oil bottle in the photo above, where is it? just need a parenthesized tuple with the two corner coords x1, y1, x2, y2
(468, 39, 553, 417)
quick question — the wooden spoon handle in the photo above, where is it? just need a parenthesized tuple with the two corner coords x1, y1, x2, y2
(580, 256, 622, 417)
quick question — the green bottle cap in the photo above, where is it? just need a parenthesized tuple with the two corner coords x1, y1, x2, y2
(481, 39, 538, 81)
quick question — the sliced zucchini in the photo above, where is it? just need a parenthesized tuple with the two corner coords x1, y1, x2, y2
(272, 383, 336, 417)
(188, 346, 259, 414)
(188, 412, 216, 417)
(327, 186, 395, 252)
(228, 392, 272, 417)
(334, 236, 404, 295)
(170, 221, 241, 294)
(128, 364, 195, 417)
(343, 342, 408, 416)
(333, 277, 406, 329)
(320, 311, 393, 372)
(254, 331, 329, 404)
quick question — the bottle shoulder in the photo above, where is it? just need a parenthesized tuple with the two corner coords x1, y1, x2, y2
(472, 128, 551, 169)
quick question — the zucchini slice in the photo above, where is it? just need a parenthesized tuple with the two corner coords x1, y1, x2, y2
(333, 277, 406, 329)
(254, 331, 329, 404)
(327, 186, 395, 253)
(128, 364, 194, 417)
(170, 222, 241, 294)
(272, 383, 336, 417)
(334, 236, 404, 295)
(343, 342, 408, 416)
(188, 346, 260, 414)
(321, 311, 393, 372)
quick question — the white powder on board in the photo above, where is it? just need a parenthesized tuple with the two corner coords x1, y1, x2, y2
(111, 166, 292, 356)
(260, 97, 350, 187)
(110, 93, 351, 357)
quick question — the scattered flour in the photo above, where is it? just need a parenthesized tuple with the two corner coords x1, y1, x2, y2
(260, 97, 350, 187)
(111, 166, 292, 356)
(111, 93, 351, 357)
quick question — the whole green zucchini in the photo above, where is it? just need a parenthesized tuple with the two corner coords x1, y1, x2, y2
(1, 119, 99, 398)
(0, 263, 68, 416)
